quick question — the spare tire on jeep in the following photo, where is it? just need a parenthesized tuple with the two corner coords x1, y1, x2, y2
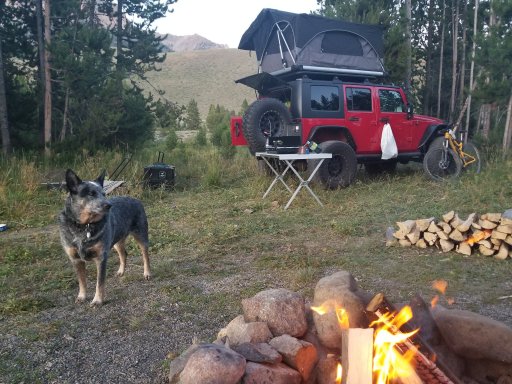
(242, 98, 292, 155)
(309, 141, 357, 189)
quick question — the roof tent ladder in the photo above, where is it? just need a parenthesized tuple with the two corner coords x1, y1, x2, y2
(276, 23, 296, 68)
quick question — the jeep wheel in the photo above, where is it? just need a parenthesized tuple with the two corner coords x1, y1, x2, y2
(243, 98, 292, 155)
(310, 141, 357, 189)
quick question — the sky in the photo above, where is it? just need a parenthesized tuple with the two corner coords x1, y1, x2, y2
(154, 0, 319, 49)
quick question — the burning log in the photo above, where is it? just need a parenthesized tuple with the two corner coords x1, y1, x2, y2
(366, 293, 465, 384)
(340, 328, 374, 384)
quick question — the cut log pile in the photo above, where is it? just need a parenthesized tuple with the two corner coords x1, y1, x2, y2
(388, 209, 512, 260)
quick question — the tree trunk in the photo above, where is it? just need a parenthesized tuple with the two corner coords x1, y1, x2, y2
(465, 0, 479, 139)
(423, 0, 435, 115)
(0, 38, 12, 155)
(43, 0, 52, 155)
(449, 0, 459, 121)
(116, 0, 124, 95)
(503, 92, 512, 156)
(458, 0, 468, 112)
(437, 1, 446, 118)
(36, 0, 45, 145)
(405, 0, 412, 93)
(60, 88, 70, 142)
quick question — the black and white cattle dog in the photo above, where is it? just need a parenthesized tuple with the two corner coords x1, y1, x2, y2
(59, 169, 150, 306)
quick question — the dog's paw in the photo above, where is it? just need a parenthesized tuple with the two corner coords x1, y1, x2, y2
(90, 298, 103, 306)
(144, 272, 151, 280)
(116, 269, 125, 277)
(75, 296, 86, 304)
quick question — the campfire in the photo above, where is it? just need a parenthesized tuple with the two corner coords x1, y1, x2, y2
(168, 271, 512, 384)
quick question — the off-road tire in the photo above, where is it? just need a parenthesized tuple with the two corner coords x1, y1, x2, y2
(461, 141, 482, 174)
(423, 146, 462, 181)
(242, 98, 292, 155)
(309, 140, 357, 189)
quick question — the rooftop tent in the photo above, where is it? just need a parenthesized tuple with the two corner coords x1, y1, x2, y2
(238, 8, 386, 78)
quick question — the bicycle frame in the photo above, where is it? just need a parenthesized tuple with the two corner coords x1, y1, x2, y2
(443, 130, 477, 168)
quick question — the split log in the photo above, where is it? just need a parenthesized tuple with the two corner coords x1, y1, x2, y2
(496, 224, 512, 234)
(423, 232, 438, 245)
(450, 214, 464, 230)
(395, 220, 416, 239)
(399, 239, 412, 247)
(479, 219, 498, 230)
(437, 231, 449, 241)
(472, 221, 482, 230)
(449, 229, 465, 242)
(440, 239, 455, 252)
(490, 238, 502, 247)
(479, 244, 495, 256)
(504, 235, 512, 246)
(477, 239, 492, 248)
(416, 217, 435, 232)
(427, 221, 441, 233)
(442, 210, 455, 223)
(440, 222, 452, 234)
(456, 242, 472, 256)
(457, 213, 476, 232)
(341, 328, 373, 384)
(491, 230, 508, 241)
(406, 228, 421, 245)
(481, 213, 502, 222)
(415, 238, 428, 249)
(495, 243, 509, 260)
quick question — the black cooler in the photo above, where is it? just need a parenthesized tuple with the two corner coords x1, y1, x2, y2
(143, 152, 175, 189)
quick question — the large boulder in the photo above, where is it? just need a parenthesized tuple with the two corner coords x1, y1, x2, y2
(242, 288, 308, 338)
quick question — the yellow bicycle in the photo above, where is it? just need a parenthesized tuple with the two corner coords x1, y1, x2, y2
(423, 128, 481, 181)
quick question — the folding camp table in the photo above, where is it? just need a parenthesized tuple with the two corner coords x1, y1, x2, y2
(255, 152, 332, 210)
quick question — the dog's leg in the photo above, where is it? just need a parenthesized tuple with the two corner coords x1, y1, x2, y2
(133, 234, 151, 280)
(113, 240, 127, 277)
(91, 255, 108, 306)
(73, 260, 87, 303)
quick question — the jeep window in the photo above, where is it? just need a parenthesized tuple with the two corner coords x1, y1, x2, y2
(345, 87, 372, 111)
(379, 89, 405, 112)
(311, 85, 340, 111)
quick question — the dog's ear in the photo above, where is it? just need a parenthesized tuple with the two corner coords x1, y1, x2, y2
(96, 169, 106, 187)
(65, 169, 82, 194)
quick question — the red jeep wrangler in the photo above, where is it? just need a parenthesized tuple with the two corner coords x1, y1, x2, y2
(230, 9, 477, 188)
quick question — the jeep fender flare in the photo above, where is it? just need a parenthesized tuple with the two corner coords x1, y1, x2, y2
(307, 125, 357, 151)
(418, 124, 449, 152)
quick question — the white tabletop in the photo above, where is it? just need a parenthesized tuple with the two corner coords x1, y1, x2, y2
(255, 152, 332, 160)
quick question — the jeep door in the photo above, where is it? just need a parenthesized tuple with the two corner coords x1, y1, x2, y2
(343, 85, 379, 153)
(376, 88, 415, 152)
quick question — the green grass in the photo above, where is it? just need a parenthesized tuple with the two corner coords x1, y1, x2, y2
(0, 145, 511, 381)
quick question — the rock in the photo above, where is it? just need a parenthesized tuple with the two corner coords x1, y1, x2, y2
(430, 343, 466, 379)
(179, 344, 246, 384)
(315, 355, 339, 384)
(312, 271, 368, 349)
(242, 288, 308, 338)
(269, 334, 318, 382)
(242, 361, 302, 384)
(231, 342, 282, 364)
(464, 358, 512, 383)
(224, 315, 273, 347)
(433, 308, 512, 363)
(168, 343, 201, 384)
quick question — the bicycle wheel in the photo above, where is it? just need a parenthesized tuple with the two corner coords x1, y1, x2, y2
(461, 141, 481, 174)
(423, 147, 462, 181)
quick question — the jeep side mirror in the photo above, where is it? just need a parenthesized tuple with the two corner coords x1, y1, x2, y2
(406, 104, 414, 119)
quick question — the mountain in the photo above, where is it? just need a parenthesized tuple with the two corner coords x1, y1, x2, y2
(159, 33, 228, 52)
(143, 48, 259, 119)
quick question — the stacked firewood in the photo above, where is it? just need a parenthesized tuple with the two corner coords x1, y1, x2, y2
(388, 210, 512, 260)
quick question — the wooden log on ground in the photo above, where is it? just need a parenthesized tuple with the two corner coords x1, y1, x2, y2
(479, 244, 495, 256)
(415, 238, 428, 249)
(341, 328, 374, 384)
(440, 222, 452, 234)
(456, 242, 472, 256)
(423, 232, 438, 245)
(495, 243, 509, 260)
(496, 224, 512, 234)
(482, 213, 502, 222)
(442, 210, 455, 223)
(437, 231, 449, 240)
(427, 221, 441, 233)
(479, 219, 498, 230)
(399, 239, 412, 247)
(416, 217, 435, 232)
(449, 229, 465, 242)
(457, 213, 476, 232)
(504, 235, 512, 246)
(440, 239, 455, 252)
(491, 230, 508, 241)
(406, 228, 421, 245)
(472, 221, 482, 230)
(450, 214, 464, 230)
(394, 220, 416, 239)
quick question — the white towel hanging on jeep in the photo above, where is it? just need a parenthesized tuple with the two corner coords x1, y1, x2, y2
(381, 123, 398, 160)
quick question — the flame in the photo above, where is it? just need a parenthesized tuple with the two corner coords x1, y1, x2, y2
(371, 306, 419, 384)
(311, 300, 350, 329)
(335, 362, 342, 384)
(432, 279, 448, 294)
(431, 295, 439, 308)
(465, 229, 492, 246)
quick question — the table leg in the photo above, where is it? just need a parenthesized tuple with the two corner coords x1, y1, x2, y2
(260, 156, 293, 199)
(284, 159, 326, 209)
